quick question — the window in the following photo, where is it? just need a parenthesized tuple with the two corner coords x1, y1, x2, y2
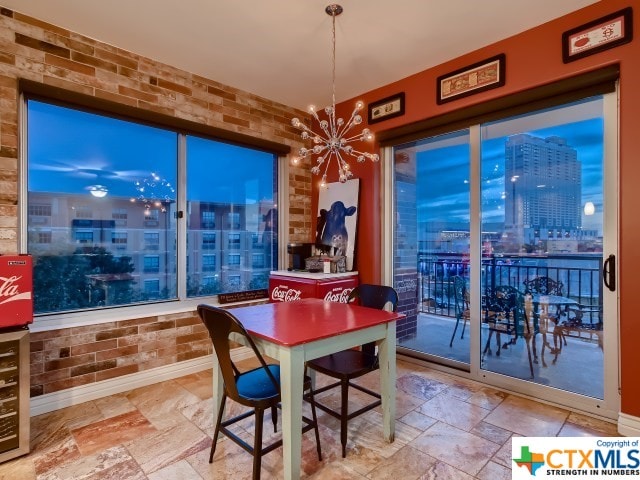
(228, 233, 240, 249)
(144, 232, 159, 250)
(252, 253, 264, 268)
(202, 254, 216, 272)
(25, 97, 279, 316)
(112, 208, 128, 226)
(34, 231, 52, 244)
(75, 206, 93, 218)
(228, 212, 240, 229)
(112, 232, 127, 244)
(202, 232, 216, 250)
(144, 209, 160, 226)
(29, 204, 51, 216)
(75, 231, 93, 243)
(143, 256, 160, 273)
(144, 279, 160, 298)
(201, 211, 215, 229)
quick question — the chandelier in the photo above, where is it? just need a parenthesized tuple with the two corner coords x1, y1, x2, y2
(131, 172, 175, 213)
(291, 4, 378, 185)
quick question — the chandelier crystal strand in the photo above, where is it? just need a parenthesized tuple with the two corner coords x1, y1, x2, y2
(291, 4, 378, 185)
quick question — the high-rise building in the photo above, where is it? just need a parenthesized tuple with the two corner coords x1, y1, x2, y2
(504, 133, 582, 247)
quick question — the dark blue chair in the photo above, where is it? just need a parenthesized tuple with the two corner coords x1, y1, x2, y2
(197, 304, 322, 480)
(305, 284, 398, 457)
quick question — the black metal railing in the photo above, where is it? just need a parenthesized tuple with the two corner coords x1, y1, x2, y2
(418, 253, 603, 323)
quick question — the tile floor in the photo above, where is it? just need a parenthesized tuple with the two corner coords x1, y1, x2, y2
(0, 358, 619, 479)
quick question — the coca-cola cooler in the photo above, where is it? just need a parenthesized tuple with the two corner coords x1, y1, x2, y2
(268, 271, 358, 303)
(0, 255, 32, 463)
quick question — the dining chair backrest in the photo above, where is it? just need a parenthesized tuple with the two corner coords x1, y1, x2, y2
(348, 284, 398, 357)
(347, 284, 399, 312)
(523, 276, 564, 296)
(197, 304, 280, 408)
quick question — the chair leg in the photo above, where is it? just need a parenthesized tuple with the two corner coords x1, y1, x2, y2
(340, 379, 349, 458)
(449, 317, 460, 347)
(271, 405, 278, 432)
(252, 408, 264, 480)
(210, 393, 227, 463)
(306, 386, 323, 461)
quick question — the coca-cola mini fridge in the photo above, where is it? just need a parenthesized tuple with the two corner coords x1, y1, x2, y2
(0, 255, 33, 328)
(268, 270, 358, 303)
(0, 254, 32, 463)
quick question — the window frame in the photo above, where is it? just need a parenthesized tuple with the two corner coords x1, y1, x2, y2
(19, 83, 288, 332)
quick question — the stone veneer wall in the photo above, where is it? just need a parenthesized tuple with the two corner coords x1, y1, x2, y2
(0, 6, 313, 398)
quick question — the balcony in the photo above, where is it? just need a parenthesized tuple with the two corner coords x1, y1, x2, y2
(400, 252, 604, 399)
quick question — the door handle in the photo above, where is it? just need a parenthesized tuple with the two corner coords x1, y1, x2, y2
(603, 254, 616, 292)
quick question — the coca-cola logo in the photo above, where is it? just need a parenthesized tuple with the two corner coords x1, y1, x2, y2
(323, 288, 353, 303)
(271, 286, 302, 302)
(0, 275, 32, 305)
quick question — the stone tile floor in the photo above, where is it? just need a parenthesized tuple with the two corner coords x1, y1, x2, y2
(0, 358, 618, 479)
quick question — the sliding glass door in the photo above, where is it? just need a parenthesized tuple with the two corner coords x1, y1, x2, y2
(390, 93, 618, 417)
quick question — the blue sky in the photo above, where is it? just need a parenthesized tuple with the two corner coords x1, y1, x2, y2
(415, 114, 604, 227)
(27, 100, 275, 205)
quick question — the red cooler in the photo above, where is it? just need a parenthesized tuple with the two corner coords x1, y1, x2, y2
(0, 255, 33, 328)
(268, 271, 358, 303)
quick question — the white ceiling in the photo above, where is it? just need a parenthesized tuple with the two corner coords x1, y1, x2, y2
(3, 0, 599, 110)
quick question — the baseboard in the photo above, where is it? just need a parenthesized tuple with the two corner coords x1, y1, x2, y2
(30, 347, 254, 417)
(618, 412, 640, 436)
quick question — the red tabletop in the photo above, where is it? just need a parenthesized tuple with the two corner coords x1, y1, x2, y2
(230, 298, 404, 346)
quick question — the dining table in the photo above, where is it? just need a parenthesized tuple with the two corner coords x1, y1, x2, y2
(212, 297, 404, 480)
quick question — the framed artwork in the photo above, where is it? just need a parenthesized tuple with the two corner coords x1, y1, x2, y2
(368, 92, 405, 124)
(436, 54, 506, 104)
(315, 179, 359, 271)
(562, 7, 633, 63)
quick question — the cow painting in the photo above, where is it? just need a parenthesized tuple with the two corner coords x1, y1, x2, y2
(316, 201, 356, 256)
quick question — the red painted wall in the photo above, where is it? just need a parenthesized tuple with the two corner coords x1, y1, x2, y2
(320, 0, 640, 418)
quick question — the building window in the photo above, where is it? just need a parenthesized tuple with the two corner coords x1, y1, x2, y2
(228, 233, 240, 249)
(143, 256, 160, 273)
(144, 279, 160, 298)
(203, 254, 216, 272)
(228, 212, 240, 229)
(29, 204, 52, 216)
(144, 232, 160, 250)
(25, 97, 278, 316)
(34, 231, 52, 244)
(228, 253, 241, 266)
(75, 206, 93, 219)
(252, 253, 264, 268)
(201, 211, 215, 229)
(112, 208, 128, 226)
(144, 209, 160, 226)
(75, 231, 93, 243)
(202, 232, 216, 250)
(112, 232, 127, 245)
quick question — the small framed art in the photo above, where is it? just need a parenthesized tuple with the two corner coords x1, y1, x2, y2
(562, 7, 633, 63)
(368, 92, 405, 124)
(436, 54, 505, 104)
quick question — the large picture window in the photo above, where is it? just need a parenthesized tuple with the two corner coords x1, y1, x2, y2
(25, 98, 279, 316)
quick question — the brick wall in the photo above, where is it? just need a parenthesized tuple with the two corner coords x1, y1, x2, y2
(0, 6, 313, 397)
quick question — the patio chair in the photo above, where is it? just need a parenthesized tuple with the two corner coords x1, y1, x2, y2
(197, 304, 322, 480)
(304, 284, 398, 458)
(483, 285, 535, 378)
(449, 276, 470, 347)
